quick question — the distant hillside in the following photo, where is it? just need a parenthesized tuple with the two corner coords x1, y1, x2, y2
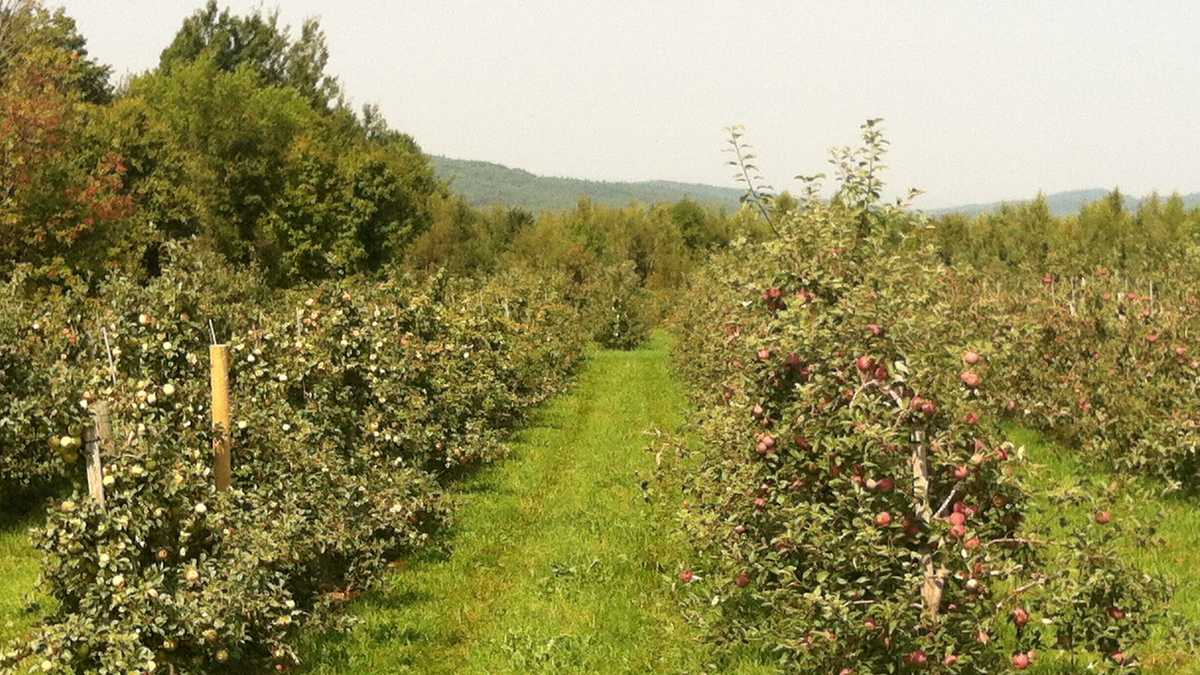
(430, 156, 1200, 219)
(431, 156, 744, 212)
(929, 189, 1200, 218)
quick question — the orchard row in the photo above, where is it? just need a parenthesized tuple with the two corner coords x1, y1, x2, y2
(660, 123, 1180, 673)
(0, 244, 588, 673)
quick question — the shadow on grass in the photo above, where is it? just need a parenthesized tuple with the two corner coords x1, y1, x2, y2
(0, 480, 61, 528)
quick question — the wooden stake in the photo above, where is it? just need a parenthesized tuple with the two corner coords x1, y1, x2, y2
(210, 344, 232, 491)
(912, 429, 944, 622)
(82, 402, 114, 507)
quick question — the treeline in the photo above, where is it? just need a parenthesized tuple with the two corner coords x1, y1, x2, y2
(0, 0, 759, 308)
(2, 1, 443, 286)
(917, 190, 1200, 275)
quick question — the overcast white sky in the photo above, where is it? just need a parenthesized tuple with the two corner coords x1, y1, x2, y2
(56, 1, 1200, 208)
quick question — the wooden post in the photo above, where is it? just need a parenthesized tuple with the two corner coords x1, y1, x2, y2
(210, 345, 232, 491)
(81, 402, 114, 507)
(912, 429, 943, 622)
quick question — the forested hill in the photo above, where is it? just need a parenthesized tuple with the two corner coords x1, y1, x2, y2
(430, 156, 745, 211)
(928, 188, 1200, 217)
(432, 157, 1200, 218)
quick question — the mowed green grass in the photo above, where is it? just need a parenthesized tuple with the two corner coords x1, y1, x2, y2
(0, 510, 46, 649)
(1009, 427, 1200, 674)
(297, 333, 767, 674)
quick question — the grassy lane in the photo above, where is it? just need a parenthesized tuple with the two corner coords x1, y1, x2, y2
(299, 334, 730, 673)
(1010, 427, 1200, 674)
(0, 511, 46, 648)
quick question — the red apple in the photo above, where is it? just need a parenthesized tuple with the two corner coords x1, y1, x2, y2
(1095, 510, 1111, 525)
(960, 371, 981, 388)
(963, 350, 981, 365)
(1011, 652, 1031, 670)
(856, 355, 874, 372)
(875, 511, 892, 527)
(1012, 607, 1029, 627)
(679, 569, 695, 583)
(866, 323, 884, 337)
(906, 650, 927, 667)
(735, 571, 750, 588)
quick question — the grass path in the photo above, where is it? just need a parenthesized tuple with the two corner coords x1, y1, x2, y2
(0, 511, 46, 648)
(298, 334, 722, 673)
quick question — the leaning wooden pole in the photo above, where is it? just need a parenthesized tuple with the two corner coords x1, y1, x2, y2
(83, 404, 109, 507)
(210, 344, 232, 491)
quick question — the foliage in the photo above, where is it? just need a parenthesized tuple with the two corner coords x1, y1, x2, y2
(935, 263, 1200, 491)
(0, 269, 91, 500)
(158, 0, 340, 110)
(589, 262, 652, 350)
(0, 245, 585, 672)
(0, 6, 133, 281)
(664, 122, 1173, 672)
(0, 1, 442, 287)
(919, 191, 1200, 276)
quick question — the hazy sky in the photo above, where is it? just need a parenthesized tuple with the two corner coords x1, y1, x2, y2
(57, 1, 1200, 208)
